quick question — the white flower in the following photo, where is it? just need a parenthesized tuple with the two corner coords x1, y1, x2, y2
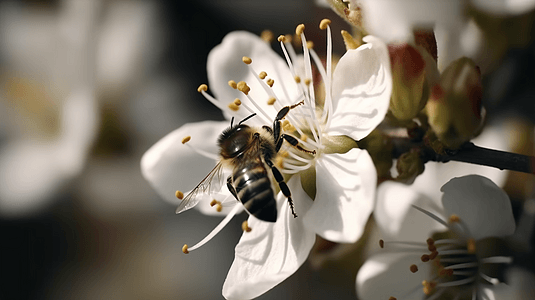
(141, 20, 392, 299)
(356, 175, 516, 300)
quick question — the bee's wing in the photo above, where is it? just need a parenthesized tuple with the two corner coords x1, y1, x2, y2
(176, 162, 224, 214)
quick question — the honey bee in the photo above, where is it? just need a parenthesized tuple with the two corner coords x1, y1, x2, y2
(177, 101, 314, 222)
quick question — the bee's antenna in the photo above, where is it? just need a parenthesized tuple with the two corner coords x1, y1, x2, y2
(230, 117, 235, 127)
(238, 113, 257, 125)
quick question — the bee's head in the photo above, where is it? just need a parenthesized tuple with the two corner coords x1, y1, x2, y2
(218, 124, 254, 159)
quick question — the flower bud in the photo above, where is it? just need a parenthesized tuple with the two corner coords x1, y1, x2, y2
(395, 150, 424, 184)
(388, 44, 435, 121)
(426, 57, 483, 149)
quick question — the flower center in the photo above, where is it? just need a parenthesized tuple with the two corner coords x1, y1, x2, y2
(380, 206, 513, 299)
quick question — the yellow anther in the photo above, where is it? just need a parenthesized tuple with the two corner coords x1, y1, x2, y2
(295, 24, 305, 35)
(242, 220, 252, 232)
(341, 30, 359, 50)
(277, 35, 286, 43)
(210, 199, 218, 207)
(448, 214, 460, 223)
(267, 97, 276, 105)
(319, 18, 331, 30)
(283, 121, 296, 132)
(197, 84, 208, 93)
(275, 156, 285, 169)
(304, 78, 311, 86)
(300, 134, 307, 141)
(379, 239, 384, 248)
(228, 80, 238, 89)
(175, 190, 184, 200)
(181, 136, 191, 144)
(306, 41, 314, 49)
(410, 264, 418, 273)
(261, 30, 274, 43)
(422, 280, 435, 295)
(237, 81, 251, 95)
(228, 103, 240, 111)
(284, 34, 293, 43)
(294, 76, 301, 83)
(242, 56, 252, 65)
(234, 98, 242, 105)
(467, 238, 476, 254)
(216, 204, 223, 212)
(259, 71, 268, 79)
(182, 244, 189, 254)
(266, 78, 274, 87)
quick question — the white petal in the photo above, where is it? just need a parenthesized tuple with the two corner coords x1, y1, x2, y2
(303, 148, 376, 243)
(375, 181, 444, 242)
(207, 31, 299, 124)
(359, 0, 465, 42)
(329, 36, 392, 141)
(471, 0, 535, 16)
(140, 121, 228, 207)
(356, 253, 431, 300)
(489, 267, 535, 299)
(441, 175, 515, 240)
(222, 176, 315, 300)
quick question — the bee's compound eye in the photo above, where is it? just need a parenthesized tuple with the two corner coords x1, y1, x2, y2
(220, 125, 251, 158)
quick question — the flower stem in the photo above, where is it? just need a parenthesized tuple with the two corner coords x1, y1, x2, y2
(426, 142, 535, 175)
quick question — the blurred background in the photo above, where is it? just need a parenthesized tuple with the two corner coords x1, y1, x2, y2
(0, 0, 534, 299)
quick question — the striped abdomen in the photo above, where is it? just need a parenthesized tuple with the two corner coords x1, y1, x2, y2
(233, 160, 277, 222)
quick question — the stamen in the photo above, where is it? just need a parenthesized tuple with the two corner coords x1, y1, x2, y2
(294, 75, 301, 83)
(242, 56, 252, 65)
(422, 280, 436, 295)
(410, 264, 418, 273)
(234, 98, 242, 105)
(228, 103, 240, 111)
(449, 214, 461, 223)
(412, 205, 449, 228)
(175, 190, 184, 200)
(185, 204, 242, 253)
(341, 30, 359, 50)
(467, 239, 476, 254)
(306, 41, 314, 49)
(242, 220, 252, 232)
(259, 71, 267, 79)
(266, 78, 274, 87)
(197, 84, 228, 111)
(261, 30, 274, 43)
(182, 244, 189, 254)
(436, 276, 475, 288)
(181, 136, 191, 144)
(228, 80, 238, 89)
(277, 35, 286, 43)
(480, 256, 513, 264)
(379, 239, 384, 248)
(304, 78, 311, 86)
(267, 97, 276, 105)
(210, 199, 218, 206)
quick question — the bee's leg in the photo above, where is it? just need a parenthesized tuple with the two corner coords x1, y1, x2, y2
(226, 176, 239, 202)
(276, 133, 316, 155)
(265, 159, 297, 218)
(273, 100, 304, 143)
(262, 125, 273, 136)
